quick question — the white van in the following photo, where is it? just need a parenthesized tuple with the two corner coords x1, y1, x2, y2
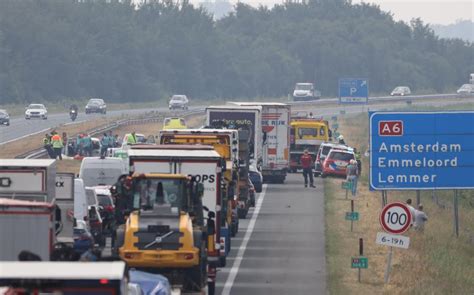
(79, 157, 128, 187)
(73, 178, 88, 222)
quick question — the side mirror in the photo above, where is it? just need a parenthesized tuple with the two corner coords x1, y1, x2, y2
(197, 183, 204, 196)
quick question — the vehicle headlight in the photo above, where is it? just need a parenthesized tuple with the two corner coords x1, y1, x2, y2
(86, 105, 90, 108)
(100, 105, 105, 108)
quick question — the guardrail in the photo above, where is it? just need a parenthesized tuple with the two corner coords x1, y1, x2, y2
(287, 93, 466, 106)
(16, 108, 205, 159)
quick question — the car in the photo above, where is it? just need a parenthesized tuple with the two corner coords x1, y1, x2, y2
(293, 82, 321, 101)
(168, 95, 189, 110)
(315, 142, 353, 176)
(321, 149, 355, 178)
(25, 103, 48, 120)
(94, 186, 115, 234)
(163, 117, 187, 129)
(85, 187, 106, 247)
(390, 86, 411, 96)
(72, 220, 95, 255)
(456, 84, 474, 96)
(249, 164, 263, 193)
(0, 109, 10, 126)
(85, 98, 107, 114)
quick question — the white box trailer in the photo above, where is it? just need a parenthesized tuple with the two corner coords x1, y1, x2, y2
(0, 159, 57, 202)
(228, 102, 290, 183)
(206, 105, 262, 166)
(0, 198, 55, 261)
(128, 146, 226, 266)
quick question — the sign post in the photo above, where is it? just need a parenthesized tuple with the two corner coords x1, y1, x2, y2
(378, 202, 412, 284)
(342, 181, 352, 199)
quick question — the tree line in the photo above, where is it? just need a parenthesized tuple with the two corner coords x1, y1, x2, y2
(0, 0, 472, 104)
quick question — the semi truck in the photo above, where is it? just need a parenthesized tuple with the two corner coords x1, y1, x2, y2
(0, 198, 56, 261)
(206, 105, 262, 167)
(159, 129, 241, 236)
(229, 102, 290, 183)
(0, 159, 57, 202)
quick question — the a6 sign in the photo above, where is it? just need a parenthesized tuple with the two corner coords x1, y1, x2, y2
(379, 202, 412, 234)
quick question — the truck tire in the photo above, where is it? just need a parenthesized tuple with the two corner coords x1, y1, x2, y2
(112, 225, 125, 258)
(237, 208, 247, 219)
(187, 232, 207, 291)
(208, 281, 216, 295)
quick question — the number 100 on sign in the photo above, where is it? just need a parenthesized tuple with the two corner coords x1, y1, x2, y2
(380, 202, 412, 234)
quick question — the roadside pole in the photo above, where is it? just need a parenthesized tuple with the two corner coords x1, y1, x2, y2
(358, 238, 363, 282)
(351, 200, 354, 232)
(384, 246, 393, 283)
(378, 202, 412, 285)
(453, 190, 459, 237)
(416, 190, 421, 206)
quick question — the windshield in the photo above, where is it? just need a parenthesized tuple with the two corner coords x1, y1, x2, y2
(321, 146, 332, 157)
(171, 96, 185, 101)
(97, 194, 113, 206)
(329, 152, 354, 161)
(89, 99, 103, 104)
(28, 104, 44, 109)
(132, 178, 185, 211)
(81, 168, 123, 186)
(0, 110, 7, 115)
(295, 84, 312, 90)
(297, 128, 317, 137)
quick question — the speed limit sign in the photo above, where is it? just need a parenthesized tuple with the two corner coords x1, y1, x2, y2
(379, 202, 412, 234)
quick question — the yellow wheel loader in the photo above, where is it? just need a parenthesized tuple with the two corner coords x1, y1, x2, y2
(113, 173, 208, 292)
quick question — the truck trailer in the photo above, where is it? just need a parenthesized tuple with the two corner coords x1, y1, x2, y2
(228, 102, 290, 183)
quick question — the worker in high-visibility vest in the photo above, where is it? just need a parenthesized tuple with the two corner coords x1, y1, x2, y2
(127, 131, 137, 145)
(43, 133, 55, 158)
(51, 132, 64, 160)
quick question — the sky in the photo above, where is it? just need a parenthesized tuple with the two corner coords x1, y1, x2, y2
(193, 0, 473, 25)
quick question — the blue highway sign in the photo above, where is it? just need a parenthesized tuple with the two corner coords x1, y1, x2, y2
(369, 111, 474, 190)
(339, 78, 368, 104)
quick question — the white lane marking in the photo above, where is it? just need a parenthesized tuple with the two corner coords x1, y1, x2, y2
(0, 127, 51, 146)
(221, 184, 268, 295)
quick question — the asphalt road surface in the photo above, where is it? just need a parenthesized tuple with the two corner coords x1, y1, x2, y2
(0, 107, 193, 145)
(216, 174, 326, 295)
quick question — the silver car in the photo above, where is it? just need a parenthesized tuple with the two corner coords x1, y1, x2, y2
(169, 95, 189, 110)
(390, 86, 411, 96)
(456, 84, 474, 96)
(25, 104, 48, 120)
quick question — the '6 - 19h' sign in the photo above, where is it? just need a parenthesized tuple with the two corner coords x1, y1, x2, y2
(379, 202, 412, 234)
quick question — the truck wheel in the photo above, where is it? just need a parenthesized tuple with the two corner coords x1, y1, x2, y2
(208, 281, 216, 295)
(112, 226, 125, 258)
(231, 223, 237, 237)
(237, 208, 247, 219)
(187, 233, 207, 291)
